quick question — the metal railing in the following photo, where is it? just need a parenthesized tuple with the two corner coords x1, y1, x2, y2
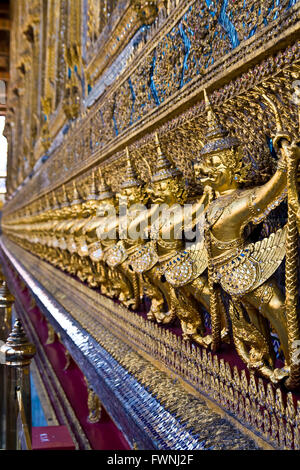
(0, 268, 35, 450)
(16, 387, 32, 450)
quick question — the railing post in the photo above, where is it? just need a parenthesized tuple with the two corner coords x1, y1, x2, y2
(0, 265, 7, 341)
(0, 277, 15, 449)
(2, 319, 36, 449)
(0, 281, 15, 341)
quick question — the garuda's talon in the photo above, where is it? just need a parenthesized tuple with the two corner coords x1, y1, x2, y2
(160, 310, 176, 325)
(189, 333, 212, 349)
(270, 367, 290, 385)
(147, 311, 156, 321)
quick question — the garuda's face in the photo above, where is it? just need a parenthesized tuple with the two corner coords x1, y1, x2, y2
(194, 153, 233, 192)
(148, 179, 178, 206)
(70, 203, 82, 218)
(60, 206, 72, 218)
(82, 199, 98, 216)
(120, 186, 142, 206)
(96, 198, 116, 217)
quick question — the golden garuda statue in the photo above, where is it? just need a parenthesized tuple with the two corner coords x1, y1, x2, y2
(129, 133, 215, 345)
(192, 90, 300, 388)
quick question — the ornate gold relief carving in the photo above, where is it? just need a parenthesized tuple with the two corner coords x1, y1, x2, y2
(84, 377, 102, 424)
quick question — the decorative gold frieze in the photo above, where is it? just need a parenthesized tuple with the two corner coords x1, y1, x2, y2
(4, 1, 300, 203)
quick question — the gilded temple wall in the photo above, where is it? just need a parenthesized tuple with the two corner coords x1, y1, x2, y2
(3, 0, 300, 209)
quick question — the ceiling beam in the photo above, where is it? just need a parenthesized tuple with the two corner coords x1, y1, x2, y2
(0, 1, 10, 116)
(0, 57, 8, 68)
(0, 71, 9, 80)
(0, 18, 10, 30)
(0, 8, 9, 15)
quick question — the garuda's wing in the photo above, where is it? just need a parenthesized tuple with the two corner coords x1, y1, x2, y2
(129, 241, 159, 273)
(217, 227, 286, 296)
(105, 241, 128, 267)
(162, 238, 208, 287)
(250, 226, 286, 291)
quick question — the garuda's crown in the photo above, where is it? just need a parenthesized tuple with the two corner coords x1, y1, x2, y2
(121, 148, 142, 189)
(151, 132, 182, 183)
(199, 90, 240, 158)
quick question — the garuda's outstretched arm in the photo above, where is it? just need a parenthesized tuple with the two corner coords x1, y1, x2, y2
(159, 187, 212, 240)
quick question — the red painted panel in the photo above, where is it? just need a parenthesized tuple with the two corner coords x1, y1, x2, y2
(32, 425, 76, 450)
